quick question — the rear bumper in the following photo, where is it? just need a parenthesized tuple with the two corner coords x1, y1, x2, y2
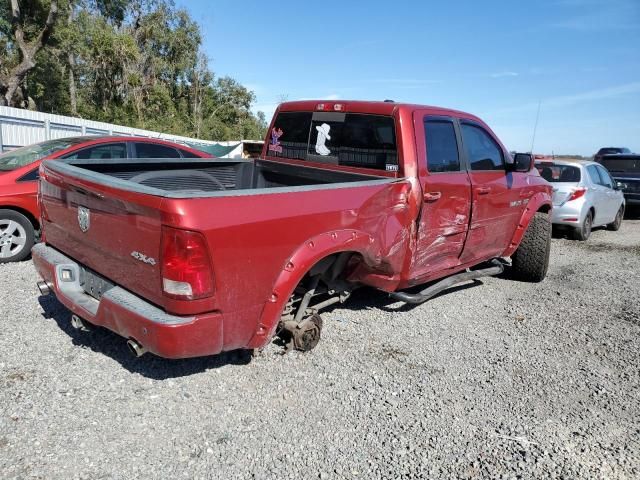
(550, 200, 585, 227)
(32, 243, 224, 359)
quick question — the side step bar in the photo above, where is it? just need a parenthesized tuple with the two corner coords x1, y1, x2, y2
(389, 259, 505, 305)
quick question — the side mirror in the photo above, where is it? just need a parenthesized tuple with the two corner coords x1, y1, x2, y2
(508, 153, 533, 173)
(615, 181, 626, 191)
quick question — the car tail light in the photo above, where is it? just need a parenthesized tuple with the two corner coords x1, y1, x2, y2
(160, 226, 214, 300)
(567, 188, 586, 201)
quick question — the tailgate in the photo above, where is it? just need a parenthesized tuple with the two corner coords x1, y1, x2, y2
(39, 162, 165, 307)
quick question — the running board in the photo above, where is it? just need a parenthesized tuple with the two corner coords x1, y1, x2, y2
(388, 259, 505, 305)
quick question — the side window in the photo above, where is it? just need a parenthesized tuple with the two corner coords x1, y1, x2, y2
(135, 142, 180, 159)
(17, 167, 39, 182)
(63, 143, 127, 160)
(179, 149, 200, 158)
(587, 165, 603, 185)
(461, 123, 504, 171)
(596, 165, 613, 188)
(424, 119, 460, 173)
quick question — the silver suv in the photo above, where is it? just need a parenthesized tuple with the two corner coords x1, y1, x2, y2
(536, 160, 625, 240)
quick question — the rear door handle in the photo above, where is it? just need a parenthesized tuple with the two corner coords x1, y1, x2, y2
(423, 191, 442, 202)
(477, 187, 491, 195)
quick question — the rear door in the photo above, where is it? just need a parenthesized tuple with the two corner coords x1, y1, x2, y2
(458, 121, 522, 263)
(410, 113, 471, 279)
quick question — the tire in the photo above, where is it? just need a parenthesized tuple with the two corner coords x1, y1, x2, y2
(607, 205, 624, 231)
(0, 209, 35, 263)
(511, 212, 551, 282)
(572, 210, 593, 241)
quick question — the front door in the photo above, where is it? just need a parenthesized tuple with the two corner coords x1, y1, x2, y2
(595, 164, 620, 222)
(458, 121, 522, 263)
(410, 114, 472, 281)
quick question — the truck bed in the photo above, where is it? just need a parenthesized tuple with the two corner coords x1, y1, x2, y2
(38, 156, 409, 330)
(44, 158, 391, 198)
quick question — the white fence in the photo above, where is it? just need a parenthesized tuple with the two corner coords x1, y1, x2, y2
(0, 106, 220, 152)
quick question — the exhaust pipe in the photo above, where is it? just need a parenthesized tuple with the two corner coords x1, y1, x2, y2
(37, 280, 53, 296)
(70, 314, 93, 332)
(126, 338, 147, 358)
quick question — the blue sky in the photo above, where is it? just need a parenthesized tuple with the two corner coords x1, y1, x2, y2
(176, 0, 640, 155)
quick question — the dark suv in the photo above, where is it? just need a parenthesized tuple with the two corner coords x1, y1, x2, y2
(598, 154, 640, 206)
(594, 147, 632, 163)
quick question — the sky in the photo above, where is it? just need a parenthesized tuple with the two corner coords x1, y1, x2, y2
(176, 0, 640, 156)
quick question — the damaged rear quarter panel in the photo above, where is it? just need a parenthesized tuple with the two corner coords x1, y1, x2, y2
(164, 179, 414, 351)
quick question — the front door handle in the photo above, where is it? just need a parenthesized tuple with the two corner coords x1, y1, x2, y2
(477, 186, 491, 195)
(423, 191, 442, 202)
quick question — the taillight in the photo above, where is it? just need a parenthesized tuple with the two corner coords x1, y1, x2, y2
(567, 188, 586, 201)
(160, 226, 214, 300)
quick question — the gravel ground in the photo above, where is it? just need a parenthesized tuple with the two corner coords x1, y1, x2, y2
(1, 214, 639, 479)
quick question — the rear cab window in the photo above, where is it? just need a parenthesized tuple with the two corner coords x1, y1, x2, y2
(265, 111, 398, 175)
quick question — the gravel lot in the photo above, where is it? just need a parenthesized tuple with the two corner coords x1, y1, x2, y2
(1, 213, 639, 479)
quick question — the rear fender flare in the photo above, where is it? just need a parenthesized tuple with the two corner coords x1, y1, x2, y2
(503, 192, 552, 257)
(246, 229, 376, 349)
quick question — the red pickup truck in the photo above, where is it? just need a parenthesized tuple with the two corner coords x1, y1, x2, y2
(33, 100, 552, 358)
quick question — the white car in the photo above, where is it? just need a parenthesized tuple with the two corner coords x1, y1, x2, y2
(536, 160, 625, 240)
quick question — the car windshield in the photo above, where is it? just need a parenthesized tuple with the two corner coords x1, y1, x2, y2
(0, 138, 88, 171)
(536, 163, 581, 183)
(600, 156, 640, 173)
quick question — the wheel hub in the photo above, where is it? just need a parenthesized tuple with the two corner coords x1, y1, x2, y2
(280, 313, 323, 352)
(0, 219, 27, 258)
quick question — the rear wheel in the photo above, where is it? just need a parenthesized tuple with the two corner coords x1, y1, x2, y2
(0, 209, 35, 263)
(607, 205, 624, 231)
(511, 212, 551, 282)
(573, 210, 593, 241)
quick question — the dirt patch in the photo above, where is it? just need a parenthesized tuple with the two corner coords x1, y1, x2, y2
(579, 242, 640, 256)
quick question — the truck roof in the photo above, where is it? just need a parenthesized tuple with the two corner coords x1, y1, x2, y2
(278, 100, 483, 122)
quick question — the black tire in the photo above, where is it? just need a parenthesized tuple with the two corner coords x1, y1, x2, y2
(511, 212, 551, 282)
(572, 210, 593, 241)
(607, 205, 624, 231)
(0, 209, 35, 263)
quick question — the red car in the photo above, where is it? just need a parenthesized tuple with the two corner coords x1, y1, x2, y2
(0, 136, 210, 262)
(33, 101, 552, 359)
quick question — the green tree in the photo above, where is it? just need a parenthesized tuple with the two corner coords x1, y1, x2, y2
(0, 0, 267, 141)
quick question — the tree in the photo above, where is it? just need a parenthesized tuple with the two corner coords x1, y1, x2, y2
(0, 0, 60, 107)
(0, 0, 267, 140)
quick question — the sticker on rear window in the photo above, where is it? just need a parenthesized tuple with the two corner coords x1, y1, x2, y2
(386, 164, 398, 172)
(268, 127, 284, 154)
(314, 123, 332, 156)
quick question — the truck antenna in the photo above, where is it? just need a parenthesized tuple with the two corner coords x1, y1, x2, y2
(530, 100, 541, 154)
